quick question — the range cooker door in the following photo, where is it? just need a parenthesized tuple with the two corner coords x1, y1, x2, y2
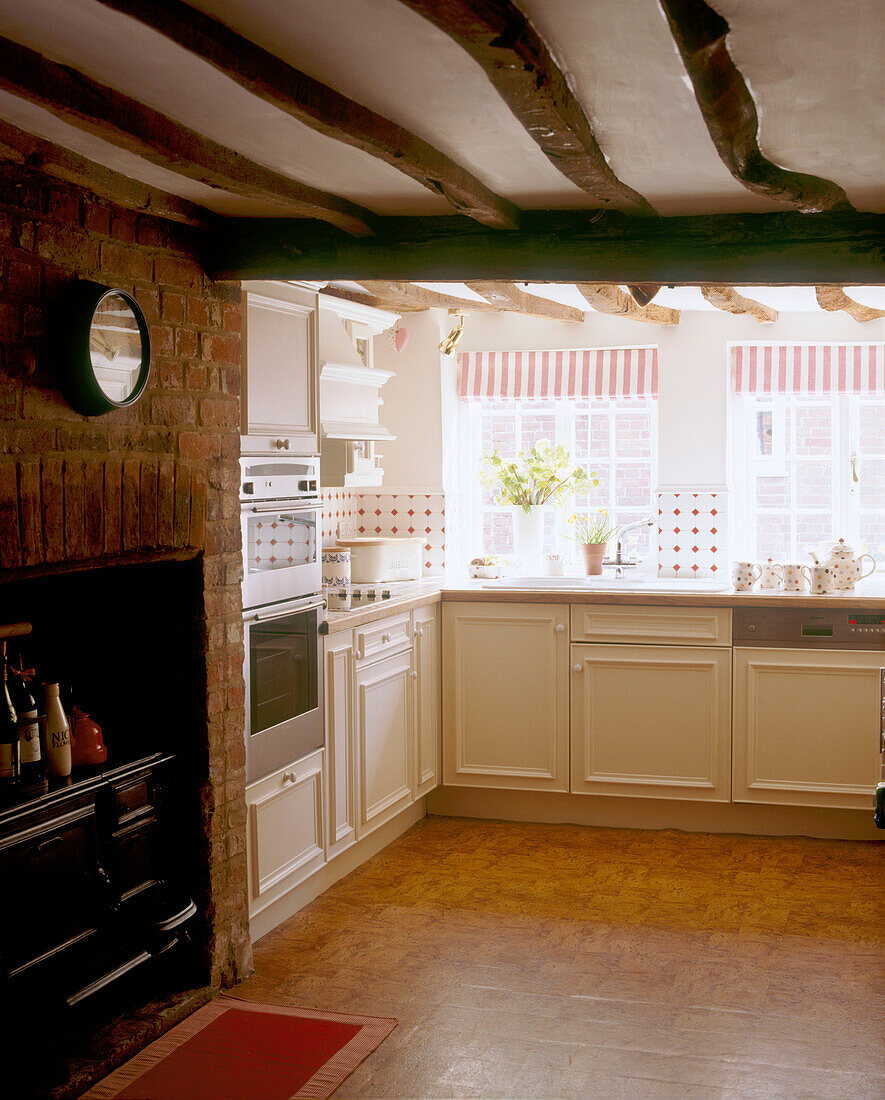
(244, 595, 325, 782)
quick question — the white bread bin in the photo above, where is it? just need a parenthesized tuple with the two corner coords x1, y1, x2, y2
(335, 536, 424, 582)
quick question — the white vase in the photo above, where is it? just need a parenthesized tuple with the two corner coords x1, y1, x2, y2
(512, 506, 545, 575)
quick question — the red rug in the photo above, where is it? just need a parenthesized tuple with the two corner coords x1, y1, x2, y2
(81, 996, 397, 1100)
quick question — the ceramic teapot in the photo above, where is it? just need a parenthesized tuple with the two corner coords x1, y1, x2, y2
(810, 538, 876, 591)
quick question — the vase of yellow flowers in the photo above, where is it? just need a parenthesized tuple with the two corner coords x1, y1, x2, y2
(480, 441, 596, 573)
(567, 510, 620, 575)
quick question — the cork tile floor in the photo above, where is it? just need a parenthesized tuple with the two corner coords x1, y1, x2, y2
(240, 817, 885, 1099)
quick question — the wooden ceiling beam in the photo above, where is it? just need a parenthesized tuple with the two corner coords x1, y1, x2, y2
(576, 283, 679, 324)
(0, 34, 375, 236)
(94, 0, 520, 231)
(466, 282, 585, 322)
(701, 285, 777, 323)
(356, 281, 499, 312)
(815, 286, 885, 323)
(0, 118, 212, 227)
(204, 210, 885, 284)
(660, 0, 853, 213)
(396, 0, 654, 215)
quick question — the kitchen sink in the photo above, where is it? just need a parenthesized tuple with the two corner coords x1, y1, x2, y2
(482, 576, 731, 593)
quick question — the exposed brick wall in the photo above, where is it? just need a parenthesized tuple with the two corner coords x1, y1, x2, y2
(0, 162, 250, 988)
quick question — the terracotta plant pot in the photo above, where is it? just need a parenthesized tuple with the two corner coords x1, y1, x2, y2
(581, 541, 608, 575)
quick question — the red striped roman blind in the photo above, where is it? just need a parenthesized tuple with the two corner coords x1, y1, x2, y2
(731, 344, 885, 395)
(458, 347, 658, 401)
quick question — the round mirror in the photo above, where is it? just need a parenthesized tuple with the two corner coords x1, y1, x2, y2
(64, 282, 151, 415)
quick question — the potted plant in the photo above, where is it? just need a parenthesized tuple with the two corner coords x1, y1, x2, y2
(567, 510, 620, 575)
(480, 441, 596, 572)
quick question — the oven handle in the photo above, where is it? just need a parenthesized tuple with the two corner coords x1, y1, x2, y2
(243, 501, 319, 516)
(247, 594, 326, 622)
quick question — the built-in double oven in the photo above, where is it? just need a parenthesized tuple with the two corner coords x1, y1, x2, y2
(240, 455, 324, 783)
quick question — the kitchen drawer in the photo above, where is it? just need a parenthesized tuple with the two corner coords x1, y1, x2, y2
(354, 612, 412, 664)
(246, 749, 325, 916)
(571, 604, 731, 646)
(109, 770, 154, 825)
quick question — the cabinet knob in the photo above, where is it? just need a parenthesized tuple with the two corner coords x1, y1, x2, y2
(282, 770, 297, 784)
(410, 671, 418, 680)
(555, 623, 565, 633)
(415, 627, 424, 637)
(273, 438, 290, 450)
(573, 664, 583, 673)
(382, 633, 391, 643)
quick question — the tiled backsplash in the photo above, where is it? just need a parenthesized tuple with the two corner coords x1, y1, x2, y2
(657, 490, 728, 578)
(320, 488, 446, 576)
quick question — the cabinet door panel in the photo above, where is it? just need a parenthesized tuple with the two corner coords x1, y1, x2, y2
(246, 750, 324, 914)
(733, 648, 882, 809)
(243, 285, 318, 453)
(324, 633, 357, 859)
(571, 644, 731, 801)
(357, 649, 413, 835)
(413, 604, 440, 796)
(443, 603, 569, 791)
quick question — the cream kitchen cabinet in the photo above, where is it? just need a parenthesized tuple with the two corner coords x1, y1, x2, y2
(570, 643, 732, 801)
(413, 603, 440, 796)
(357, 647, 414, 836)
(242, 281, 320, 455)
(245, 748, 325, 919)
(733, 647, 883, 810)
(323, 632, 357, 859)
(442, 602, 570, 792)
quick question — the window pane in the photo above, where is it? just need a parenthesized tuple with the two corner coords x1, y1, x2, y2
(614, 462, 652, 509)
(483, 510, 513, 556)
(481, 414, 517, 460)
(796, 513, 832, 550)
(859, 458, 885, 509)
(756, 474, 791, 510)
(794, 404, 832, 456)
(860, 514, 885, 559)
(756, 514, 792, 560)
(614, 411, 651, 460)
(859, 404, 885, 453)
(519, 411, 556, 451)
(795, 460, 831, 510)
(574, 464, 609, 510)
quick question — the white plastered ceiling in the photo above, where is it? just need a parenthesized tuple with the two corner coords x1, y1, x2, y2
(0, 0, 880, 217)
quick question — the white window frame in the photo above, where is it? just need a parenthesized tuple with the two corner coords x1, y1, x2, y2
(462, 397, 658, 566)
(731, 391, 884, 563)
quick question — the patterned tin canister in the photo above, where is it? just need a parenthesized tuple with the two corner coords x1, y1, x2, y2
(322, 548, 351, 588)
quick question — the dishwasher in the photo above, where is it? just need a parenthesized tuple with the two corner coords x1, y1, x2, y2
(732, 607, 885, 823)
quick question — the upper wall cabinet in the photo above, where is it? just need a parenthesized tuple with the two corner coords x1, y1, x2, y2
(242, 281, 320, 456)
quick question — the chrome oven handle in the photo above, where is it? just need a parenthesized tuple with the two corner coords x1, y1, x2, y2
(245, 501, 319, 515)
(248, 595, 325, 622)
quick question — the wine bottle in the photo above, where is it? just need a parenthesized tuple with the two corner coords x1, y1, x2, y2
(43, 682, 72, 778)
(0, 642, 20, 788)
(13, 663, 43, 784)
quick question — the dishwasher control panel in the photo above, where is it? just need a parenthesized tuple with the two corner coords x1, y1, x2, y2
(733, 608, 885, 649)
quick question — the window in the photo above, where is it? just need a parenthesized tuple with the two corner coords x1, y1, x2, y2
(462, 397, 658, 562)
(730, 343, 885, 563)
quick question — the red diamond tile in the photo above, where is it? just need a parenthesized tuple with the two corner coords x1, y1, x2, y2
(673, 563, 681, 571)
(691, 508, 699, 516)
(673, 508, 680, 515)
(710, 508, 718, 516)
(711, 545, 718, 553)
(674, 545, 681, 552)
(711, 527, 718, 535)
(674, 526, 680, 534)
(692, 545, 699, 553)
(711, 564, 718, 572)
(691, 563, 699, 571)
(692, 527, 699, 535)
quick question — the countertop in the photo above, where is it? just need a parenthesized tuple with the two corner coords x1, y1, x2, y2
(440, 577, 885, 609)
(321, 581, 442, 634)
(319, 577, 885, 635)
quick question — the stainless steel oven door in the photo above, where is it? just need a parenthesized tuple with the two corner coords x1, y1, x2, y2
(244, 593, 325, 783)
(241, 501, 321, 610)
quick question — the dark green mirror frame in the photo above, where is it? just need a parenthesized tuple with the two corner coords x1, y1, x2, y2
(63, 281, 151, 416)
